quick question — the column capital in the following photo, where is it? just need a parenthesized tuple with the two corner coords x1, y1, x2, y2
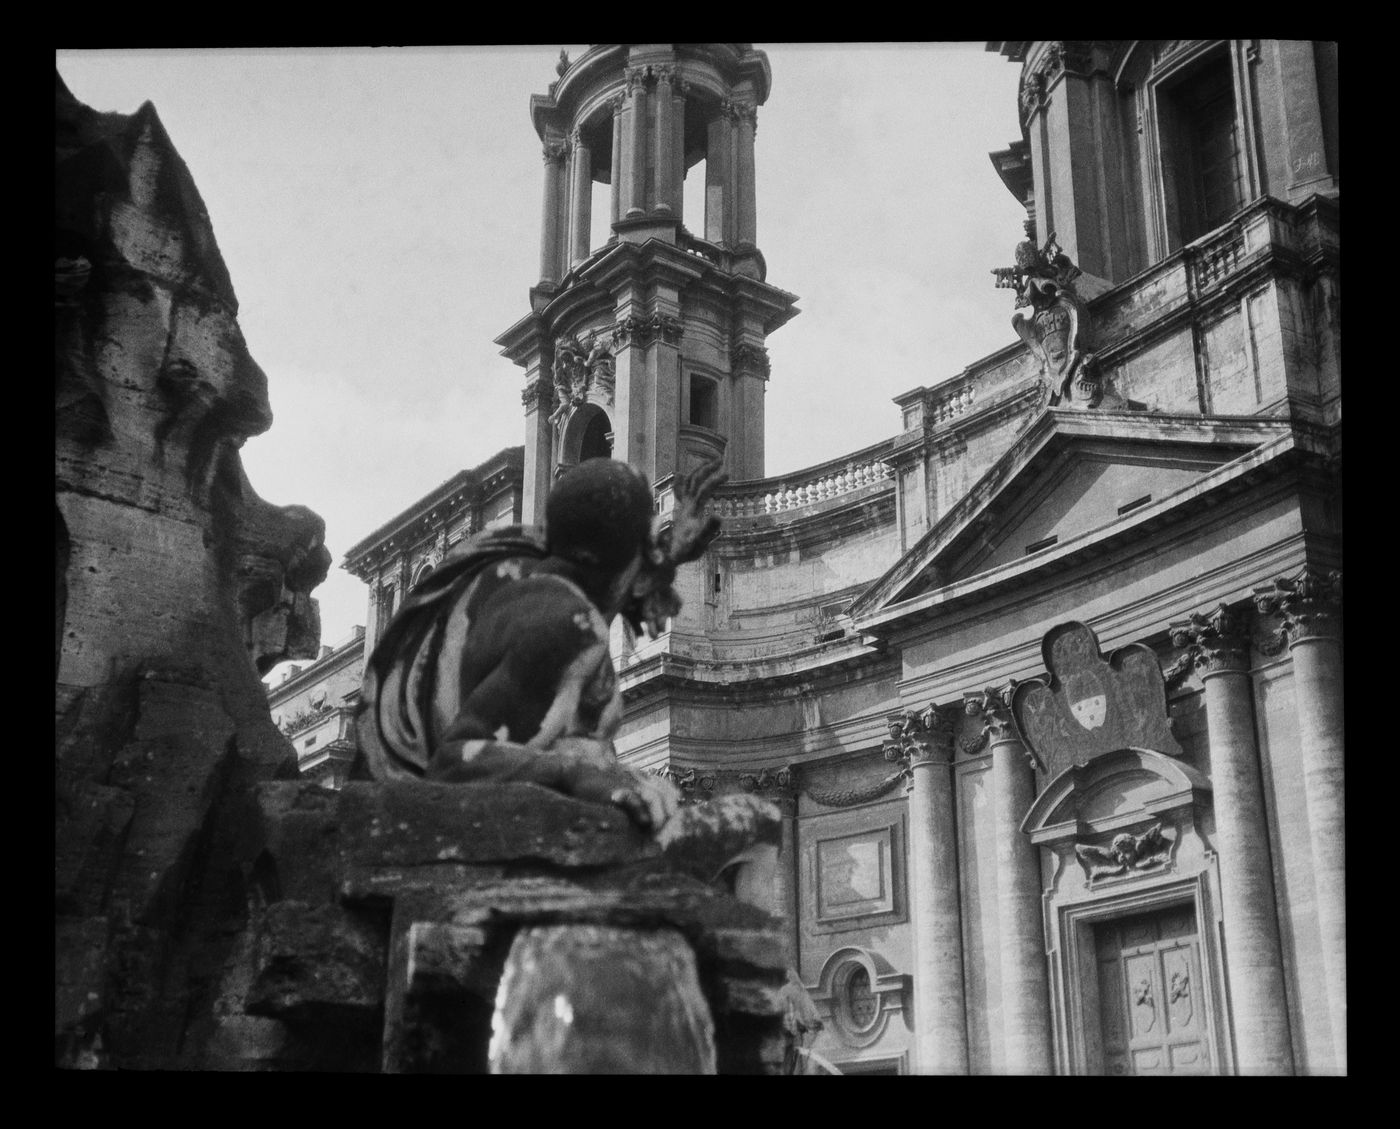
(964, 681, 1016, 741)
(883, 705, 956, 772)
(520, 375, 553, 411)
(568, 126, 585, 149)
(1169, 602, 1252, 676)
(1253, 567, 1342, 646)
(542, 138, 568, 164)
(721, 98, 758, 130)
(624, 65, 651, 94)
(730, 342, 770, 379)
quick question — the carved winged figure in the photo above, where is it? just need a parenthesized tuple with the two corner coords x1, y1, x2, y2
(1075, 823, 1171, 878)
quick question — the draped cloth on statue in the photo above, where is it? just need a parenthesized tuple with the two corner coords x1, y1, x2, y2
(356, 525, 620, 781)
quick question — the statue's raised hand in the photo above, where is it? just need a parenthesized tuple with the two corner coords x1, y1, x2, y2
(663, 459, 728, 565)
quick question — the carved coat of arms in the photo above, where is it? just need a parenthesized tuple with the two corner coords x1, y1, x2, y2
(1010, 621, 1183, 778)
(993, 225, 1129, 411)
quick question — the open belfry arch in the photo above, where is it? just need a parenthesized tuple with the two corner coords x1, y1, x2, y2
(497, 44, 799, 523)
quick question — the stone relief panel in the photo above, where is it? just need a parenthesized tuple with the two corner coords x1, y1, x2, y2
(814, 825, 897, 927)
(800, 806, 908, 940)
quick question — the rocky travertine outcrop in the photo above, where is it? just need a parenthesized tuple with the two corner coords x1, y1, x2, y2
(237, 781, 797, 1074)
(55, 72, 330, 1069)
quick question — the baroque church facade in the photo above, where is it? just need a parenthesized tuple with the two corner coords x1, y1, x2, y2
(277, 42, 1341, 1075)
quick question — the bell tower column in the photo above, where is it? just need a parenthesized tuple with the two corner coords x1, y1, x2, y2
(568, 128, 593, 268)
(539, 136, 567, 286)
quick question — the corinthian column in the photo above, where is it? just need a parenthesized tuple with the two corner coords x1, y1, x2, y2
(539, 138, 567, 285)
(971, 685, 1052, 1074)
(1170, 604, 1293, 1074)
(1255, 568, 1345, 1072)
(626, 68, 648, 217)
(568, 128, 593, 267)
(887, 707, 967, 1074)
(609, 94, 623, 226)
(653, 67, 677, 215)
(734, 102, 757, 245)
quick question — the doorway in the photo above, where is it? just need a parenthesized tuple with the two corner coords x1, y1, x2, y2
(1093, 904, 1213, 1075)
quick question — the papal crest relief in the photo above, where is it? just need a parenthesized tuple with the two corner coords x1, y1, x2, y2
(1011, 621, 1183, 778)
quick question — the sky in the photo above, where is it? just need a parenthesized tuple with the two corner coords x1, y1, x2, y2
(55, 44, 1027, 664)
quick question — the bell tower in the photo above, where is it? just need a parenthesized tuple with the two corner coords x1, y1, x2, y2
(497, 44, 799, 522)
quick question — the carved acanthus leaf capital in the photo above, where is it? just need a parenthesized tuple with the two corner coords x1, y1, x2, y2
(882, 705, 956, 772)
(521, 375, 552, 410)
(542, 139, 568, 164)
(731, 342, 771, 378)
(964, 681, 1023, 746)
(1253, 568, 1342, 645)
(1168, 602, 1251, 675)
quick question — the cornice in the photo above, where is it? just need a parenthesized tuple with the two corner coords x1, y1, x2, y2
(856, 424, 1309, 637)
(619, 640, 898, 707)
(342, 447, 524, 574)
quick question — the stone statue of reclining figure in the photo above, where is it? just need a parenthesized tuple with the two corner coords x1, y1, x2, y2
(356, 458, 727, 831)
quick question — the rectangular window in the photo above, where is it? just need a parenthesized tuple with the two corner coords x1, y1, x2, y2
(1160, 53, 1243, 245)
(1118, 494, 1153, 516)
(688, 376, 718, 430)
(1025, 535, 1059, 555)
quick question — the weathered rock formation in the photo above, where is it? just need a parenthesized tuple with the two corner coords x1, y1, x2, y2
(55, 72, 330, 1069)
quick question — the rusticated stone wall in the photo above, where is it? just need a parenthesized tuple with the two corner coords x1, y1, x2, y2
(55, 73, 330, 1069)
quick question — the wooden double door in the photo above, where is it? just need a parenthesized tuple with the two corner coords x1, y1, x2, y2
(1094, 904, 1213, 1076)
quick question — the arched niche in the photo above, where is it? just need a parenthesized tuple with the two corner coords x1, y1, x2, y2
(805, 945, 910, 1051)
(558, 401, 614, 469)
(1022, 748, 1231, 1075)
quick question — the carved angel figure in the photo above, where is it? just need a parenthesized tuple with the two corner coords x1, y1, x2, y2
(1075, 823, 1171, 879)
(549, 335, 588, 425)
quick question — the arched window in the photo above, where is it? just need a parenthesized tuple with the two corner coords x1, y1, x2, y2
(580, 410, 613, 460)
(689, 375, 718, 431)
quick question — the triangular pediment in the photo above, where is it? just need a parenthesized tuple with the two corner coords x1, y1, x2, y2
(852, 410, 1297, 622)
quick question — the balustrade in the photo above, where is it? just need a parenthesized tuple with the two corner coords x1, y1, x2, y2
(712, 455, 893, 519)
